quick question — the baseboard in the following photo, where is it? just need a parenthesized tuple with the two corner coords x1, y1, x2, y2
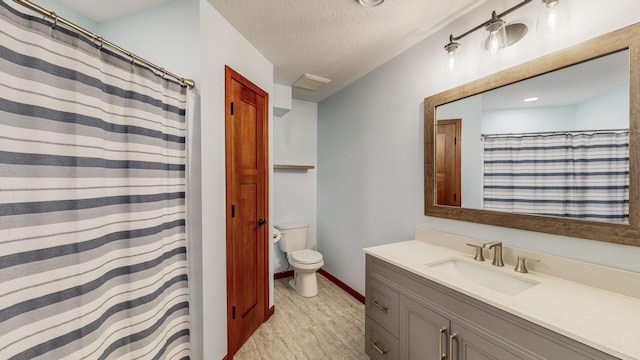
(274, 270, 294, 279)
(266, 305, 275, 320)
(318, 268, 365, 304)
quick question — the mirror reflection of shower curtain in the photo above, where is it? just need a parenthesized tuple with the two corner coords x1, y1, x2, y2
(0, 2, 190, 359)
(482, 131, 629, 223)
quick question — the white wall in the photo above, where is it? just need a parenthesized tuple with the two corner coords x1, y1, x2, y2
(273, 99, 318, 272)
(198, 2, 273, 359)
(318, 0, 640, 295)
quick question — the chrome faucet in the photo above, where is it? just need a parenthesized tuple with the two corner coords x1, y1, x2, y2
(482, 241, 504, 267)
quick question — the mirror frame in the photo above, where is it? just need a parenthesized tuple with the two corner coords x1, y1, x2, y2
(424, 22, 640, 247)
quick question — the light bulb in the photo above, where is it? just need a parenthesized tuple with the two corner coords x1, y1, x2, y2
(485, 12, 506, 56)
(448, 51, 456, 72)
(444, 38, 459, 73)
(538, 0, 563, 32)
(357, 0, 384, 7)
(547, 10, 557, 30)
(488, 31, 501, 56)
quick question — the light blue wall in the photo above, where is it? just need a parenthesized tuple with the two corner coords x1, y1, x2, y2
(576, 86, 629, 129)
(273, 99, 318, 272)
(4, 0, 97, 30)
(482, 106, 576, 133)
(481, 85, 629, 133)
(318, 0, 640, 295)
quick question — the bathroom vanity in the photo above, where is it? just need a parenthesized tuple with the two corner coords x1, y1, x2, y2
(363, 230, 640, 360)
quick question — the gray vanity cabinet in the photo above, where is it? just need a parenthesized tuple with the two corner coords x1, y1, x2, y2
(398, 293, 532, 360)
(365, 254, 619, 360)
(398, 295, 448, 359)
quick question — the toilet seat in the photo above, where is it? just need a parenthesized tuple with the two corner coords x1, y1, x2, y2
(290, 249, 323, 264)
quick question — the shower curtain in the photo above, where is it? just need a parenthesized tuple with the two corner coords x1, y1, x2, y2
(0, 2, 190, 359)
(483, 131, 629, 223)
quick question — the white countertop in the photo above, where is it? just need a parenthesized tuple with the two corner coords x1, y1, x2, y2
(363, 239, 640, 360)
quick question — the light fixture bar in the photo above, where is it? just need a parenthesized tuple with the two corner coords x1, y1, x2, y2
(448, 0, 532, 43)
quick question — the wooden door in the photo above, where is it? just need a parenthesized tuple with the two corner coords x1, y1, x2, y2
(225, 66, 269, 357)
(436, 119, 461, 207)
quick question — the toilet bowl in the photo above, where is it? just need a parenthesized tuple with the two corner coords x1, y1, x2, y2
(287, 249, 324, 297)
(275, 223, 324, 297)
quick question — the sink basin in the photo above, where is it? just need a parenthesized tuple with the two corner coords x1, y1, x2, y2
(426, 258, 540, 296)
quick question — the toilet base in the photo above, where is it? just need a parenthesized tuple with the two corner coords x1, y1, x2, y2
(289, 270, 319, 297)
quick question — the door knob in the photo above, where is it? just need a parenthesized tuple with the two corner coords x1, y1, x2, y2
(258, 218, 266, 226)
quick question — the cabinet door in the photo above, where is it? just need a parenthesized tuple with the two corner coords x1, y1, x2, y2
(399, 295, 450, 360)
(450, 320, 538, 360)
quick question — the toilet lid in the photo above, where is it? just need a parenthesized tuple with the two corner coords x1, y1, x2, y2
(290, 249, 323, 264)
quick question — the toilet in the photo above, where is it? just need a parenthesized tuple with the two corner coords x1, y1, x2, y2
(275, 223, 324, 297)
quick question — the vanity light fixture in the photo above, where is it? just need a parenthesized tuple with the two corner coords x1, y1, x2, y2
(485, 11, 508, 56)
(538, 0, 563, 31)
(357, 0, 384, 8)
(444, 0, 541, 62)
(445, 35, 460, 72)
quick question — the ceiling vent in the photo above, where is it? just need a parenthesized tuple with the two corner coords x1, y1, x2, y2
(292, 73, 331, 91)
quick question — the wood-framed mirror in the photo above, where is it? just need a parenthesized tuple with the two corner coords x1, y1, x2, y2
(424, 22, 640, 247)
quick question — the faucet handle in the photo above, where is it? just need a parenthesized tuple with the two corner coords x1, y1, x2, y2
(514, 256, 540, 273)
(466, 243, 485, 261)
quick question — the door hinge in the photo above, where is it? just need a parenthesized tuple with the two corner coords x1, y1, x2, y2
(230, 102, 234, 115)
(232, 306, 236, 319)
(231, 205, 235, 218)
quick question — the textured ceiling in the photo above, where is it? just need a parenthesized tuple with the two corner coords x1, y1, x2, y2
(47, 0, 487, 103)
(208, 0, 486, 102)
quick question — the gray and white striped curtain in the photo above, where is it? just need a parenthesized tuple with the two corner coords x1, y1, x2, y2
(483, 131, 629, 223)
(1, 2, 190, 359)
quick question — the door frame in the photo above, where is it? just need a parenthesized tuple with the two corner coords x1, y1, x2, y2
(224, 65, 270, 357)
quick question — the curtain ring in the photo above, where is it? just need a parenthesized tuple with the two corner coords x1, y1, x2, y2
(50, 12, 58, 29)
(130, 52, 136, 65)
(95, 36, 104, 50)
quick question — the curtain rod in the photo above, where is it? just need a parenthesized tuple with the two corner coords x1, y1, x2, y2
(481, 128, 629, 138)
(12, 0, 195, 88)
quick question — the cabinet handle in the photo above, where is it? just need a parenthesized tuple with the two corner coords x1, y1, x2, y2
(448, 333, 457, 360)
(373, 300, 388, 312)
(371, 341, 388, 355)
(438, 327, 447, 360)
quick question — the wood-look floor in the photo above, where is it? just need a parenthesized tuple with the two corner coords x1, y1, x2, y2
(234, 274, 368, 360)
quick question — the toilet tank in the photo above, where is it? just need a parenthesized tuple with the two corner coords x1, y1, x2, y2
(275, 223, 308, 252)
